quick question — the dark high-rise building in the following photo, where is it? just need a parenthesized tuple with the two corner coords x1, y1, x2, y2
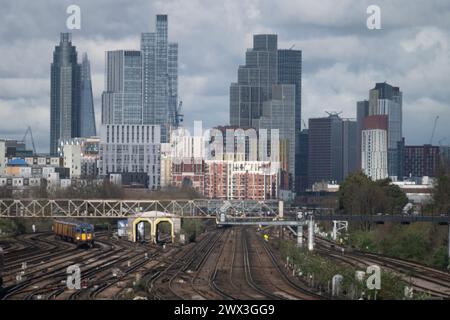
(50, 33, 81, 155)
(297, 129, 309, 192)
(342, 119, 358, 178)
(308, 114, 357, 186)
(308, 114, 342, 186)
(80, 53, 96, 137)
(403, 144, 440, 178)
(356, 100, 369, 170)
(278, 49, 302, 192)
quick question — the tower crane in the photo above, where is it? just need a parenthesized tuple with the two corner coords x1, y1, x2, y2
(175, 101, 184, 127)
(430, 116, 439, 145)
(21, 126, 36, 154)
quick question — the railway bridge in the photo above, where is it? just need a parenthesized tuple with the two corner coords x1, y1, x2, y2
(0, 198, 449, 258)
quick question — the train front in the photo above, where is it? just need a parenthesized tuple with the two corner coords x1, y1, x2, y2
(75, 223, 94, 247)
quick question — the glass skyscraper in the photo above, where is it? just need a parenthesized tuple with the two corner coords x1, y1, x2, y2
(230, 35, 278, 128)
(80, 53, 97, 137)
(102, 50, 143, 125)
(277, 49, 302, 191)
(230, 34, 302, 193)
(50, 33, 81, 155)
(141, 14, 178, 143)
(255, 85, 296, 190)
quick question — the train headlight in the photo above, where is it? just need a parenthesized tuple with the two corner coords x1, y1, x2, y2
(76, 236, 80, 240)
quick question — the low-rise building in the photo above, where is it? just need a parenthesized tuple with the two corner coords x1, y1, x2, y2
(160, 143, 173, 188)
(63, 144, 82, 178)
(204, 160, 278, 200)
(59, 137, 100, 178)
(172, 160, 205, 194)
(0, 140, 5, 176)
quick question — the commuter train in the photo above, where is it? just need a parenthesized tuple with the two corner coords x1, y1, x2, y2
(53, 220, 94, 248)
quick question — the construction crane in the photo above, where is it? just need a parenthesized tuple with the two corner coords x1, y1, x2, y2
(302, 119, 307, 130)
(21, 126, 36, 154)
(175, 101, 184, 127)
(430, 116, 439, 145)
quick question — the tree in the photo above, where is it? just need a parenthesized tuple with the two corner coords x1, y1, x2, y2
(338, 172, 408, 231)
(433, 162, 450, 214)
(376, 180, 409, 214)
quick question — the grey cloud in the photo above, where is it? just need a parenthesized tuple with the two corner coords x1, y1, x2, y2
(0, 0, 449, 152)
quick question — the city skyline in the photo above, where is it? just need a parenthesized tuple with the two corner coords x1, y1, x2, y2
(1, 1, 450, 152)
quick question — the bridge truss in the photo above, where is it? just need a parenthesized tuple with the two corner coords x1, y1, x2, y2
(0, 199, 280, 219)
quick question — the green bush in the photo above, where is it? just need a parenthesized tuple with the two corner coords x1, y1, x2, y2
(432, 246, 449, 269)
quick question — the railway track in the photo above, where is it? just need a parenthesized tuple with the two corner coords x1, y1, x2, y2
(1, 232, 165, 300)
(149, 228, 225, 299)
(209, 227, 323, 300)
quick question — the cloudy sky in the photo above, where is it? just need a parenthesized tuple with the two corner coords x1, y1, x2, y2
(1, 0, 450, 152)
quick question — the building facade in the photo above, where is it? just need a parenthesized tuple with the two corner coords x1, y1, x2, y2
(204, 160, 278, 200)
(102, 50, 143, 125)
(98, 124, 161, 190)
(403, 145, 440, 178)
(256, 85, 296, 190)
(50, 33, 81, 155)
(0, 140, 5, 176)
(308, 114, 357, 186)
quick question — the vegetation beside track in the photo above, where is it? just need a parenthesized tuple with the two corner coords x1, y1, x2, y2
(348, 224, 449, 270)
(276, 239, 410, 300)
